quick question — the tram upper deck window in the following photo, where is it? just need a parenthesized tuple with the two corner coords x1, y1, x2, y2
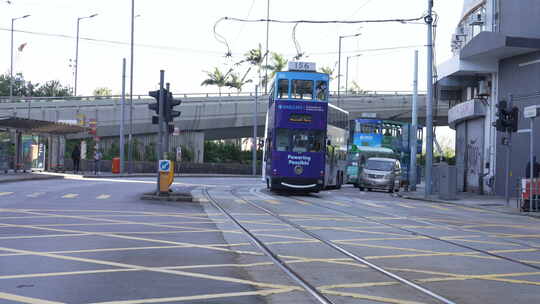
(316, 80, 328, 101)
(291, 80, 313, 100)
(278, 79, 289, 99)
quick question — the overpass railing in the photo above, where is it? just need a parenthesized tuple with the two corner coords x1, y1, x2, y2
(0, 90, 427, 104)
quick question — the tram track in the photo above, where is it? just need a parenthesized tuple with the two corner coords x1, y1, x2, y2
(282, 190, 540, 273)
(203, 187, 456, 304)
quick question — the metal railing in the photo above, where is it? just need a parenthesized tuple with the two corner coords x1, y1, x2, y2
(0, 90, 426, 104)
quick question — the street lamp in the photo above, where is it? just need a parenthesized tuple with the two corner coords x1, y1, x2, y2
(337, 32, 361, 105)
(10, 14, 30, 102)
(128, 1, 142, 173)
(74, 13, 98, 96)
(345, 54, 362, 95)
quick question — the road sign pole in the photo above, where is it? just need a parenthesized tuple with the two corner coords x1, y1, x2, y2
(530, 117, 534, 211)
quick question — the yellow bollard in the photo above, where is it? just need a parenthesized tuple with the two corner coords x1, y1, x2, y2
(158, 160, 173, 193)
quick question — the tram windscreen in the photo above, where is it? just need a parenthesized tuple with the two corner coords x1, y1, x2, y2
(291, 80, 313, 100)
(275, 129, 324, 153)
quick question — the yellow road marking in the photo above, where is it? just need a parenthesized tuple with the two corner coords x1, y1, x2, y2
(326, 201, 350, 207)
(294, 199, 311, 206)
(234, 199, 246, 204)
(92, 288, 296, 304)
(264, 199, 281, 205)
(321, 289, 426, 304)
(0, 246, 298, 291)
(62, 193, 79, 199)
(0, 292, 63, 304)
(398, 203, 415, 209)
(96, 194, 111, 200)
(428, 204, 450, 211)
(0, 233, 90, 240)
(0, 192, 14, 196)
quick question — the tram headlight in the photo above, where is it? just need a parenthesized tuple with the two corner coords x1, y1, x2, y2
(320, 170, 325, 176)
(272, 169, 278, 176)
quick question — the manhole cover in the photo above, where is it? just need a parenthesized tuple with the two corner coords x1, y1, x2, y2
(479, 203, 504, 207)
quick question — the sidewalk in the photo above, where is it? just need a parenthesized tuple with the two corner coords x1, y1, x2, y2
(0, 171, 64, 184)
(398, 183, 540, 218)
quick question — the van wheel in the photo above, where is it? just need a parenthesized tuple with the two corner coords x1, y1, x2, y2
(388, 186, 394, 193)
(359, 186, 364, 191)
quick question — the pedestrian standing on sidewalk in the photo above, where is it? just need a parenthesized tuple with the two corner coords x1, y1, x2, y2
(94, 147, 102, 175)
(71, 145, 81, 173)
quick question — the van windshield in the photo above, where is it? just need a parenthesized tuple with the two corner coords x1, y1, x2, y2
(365, 159, 394, 171)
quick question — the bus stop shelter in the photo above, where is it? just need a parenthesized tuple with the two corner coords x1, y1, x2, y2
(0, 116, 88, 172)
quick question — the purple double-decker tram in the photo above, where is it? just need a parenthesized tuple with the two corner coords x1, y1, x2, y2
(263, 63, 349, 192)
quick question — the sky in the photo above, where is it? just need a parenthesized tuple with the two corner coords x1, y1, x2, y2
(0, 0, 463, 96)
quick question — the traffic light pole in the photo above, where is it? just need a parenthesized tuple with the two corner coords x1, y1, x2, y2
(505, 94, 514, 206)
(156, 70, 165, 194)
(164, 83, 171, 157)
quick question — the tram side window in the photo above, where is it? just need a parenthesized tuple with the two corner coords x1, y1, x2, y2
(276, 129, 289, 151)
(291, 80, 313, 100)
(316, 80, 328, 101)
(278, 79, 289, 99)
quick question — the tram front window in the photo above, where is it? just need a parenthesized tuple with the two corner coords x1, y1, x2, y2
(292, 130, 323, 153)
(291, 80, 313, 100)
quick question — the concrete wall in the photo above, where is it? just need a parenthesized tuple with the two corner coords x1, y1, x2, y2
(495, 50, 540, 196)
(500, 0, 540, 39)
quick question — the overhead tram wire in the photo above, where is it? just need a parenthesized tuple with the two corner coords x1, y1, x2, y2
(217, 15, 427, 25)
(0, 27, 230, 56)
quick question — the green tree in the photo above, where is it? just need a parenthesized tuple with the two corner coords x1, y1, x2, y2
(0, 73, 71, 97)
(201, 67, 232, 96)
(348, 81, 365, 94)
(34, 80, 71, 97)
(93, 87, 112, 97)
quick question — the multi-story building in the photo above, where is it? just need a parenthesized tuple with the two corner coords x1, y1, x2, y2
(437, 0, 540, 196)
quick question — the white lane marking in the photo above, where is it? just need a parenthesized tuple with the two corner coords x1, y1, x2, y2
(62, 194, 79, 199)
(96, 194, 111, 200)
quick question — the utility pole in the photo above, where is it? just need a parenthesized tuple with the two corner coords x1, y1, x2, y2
(253, 85, 259, 176)
(264, 0, 270, 94)
(410, 50, 419, 191)
(120, 58, 126, 174)
(425, 0, 434, 197)
(128, 0, 135, 173)
(337, 36, 342, 106)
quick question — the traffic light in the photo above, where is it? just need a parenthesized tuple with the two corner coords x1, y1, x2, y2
(164, 91, 182, 122)
(508, 106, 519, 133)
(493, 100, 509, 132)
(148, 90, 160, 114)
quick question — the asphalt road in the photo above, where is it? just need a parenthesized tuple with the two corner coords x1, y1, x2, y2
(1, 176, 540, 304)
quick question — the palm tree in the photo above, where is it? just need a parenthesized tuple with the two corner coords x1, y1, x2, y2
(225, 72, 252, 94)
(319, 66, 335, 80)
(239, 44, 268, 87)
(264, 52, 288, 80)
(201, 67, 232, 96)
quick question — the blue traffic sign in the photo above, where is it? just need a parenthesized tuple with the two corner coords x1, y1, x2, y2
(159, 160, 171, 172)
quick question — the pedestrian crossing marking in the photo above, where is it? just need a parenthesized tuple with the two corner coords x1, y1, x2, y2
(97, 195, 111, 200)
(62, 194, 79, 199)
(0, 192, 14, 196)
(27, 192, 45, 198)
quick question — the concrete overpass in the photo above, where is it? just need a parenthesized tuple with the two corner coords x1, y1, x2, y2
(0, 93, 448, 163)
(0, 92, 447, 140)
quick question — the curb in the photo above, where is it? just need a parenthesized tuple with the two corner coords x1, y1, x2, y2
(396, 193, 540, 219)
(0, 175, 64, 184)
(83, 174, 260, 179)
(140, 192, 194, 202)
